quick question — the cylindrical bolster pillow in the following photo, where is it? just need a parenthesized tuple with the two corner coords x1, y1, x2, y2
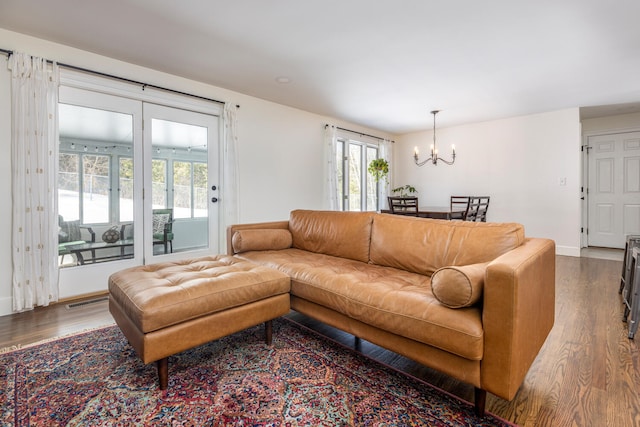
(430, 262, 488, 308)
(232, 229, 293, 254)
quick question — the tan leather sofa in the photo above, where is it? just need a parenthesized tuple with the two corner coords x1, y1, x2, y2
(227, 209, 556, 415)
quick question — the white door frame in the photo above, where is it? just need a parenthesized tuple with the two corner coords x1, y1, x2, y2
(57, 86, 144, 298)
(58, 70, 223, 299)
(142, 103, 220, 264)
(582, 126, 640, 248)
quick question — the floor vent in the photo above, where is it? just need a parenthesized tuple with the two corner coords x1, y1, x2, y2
(66, 297, 108, 309)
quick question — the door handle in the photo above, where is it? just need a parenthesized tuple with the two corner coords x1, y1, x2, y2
(211, 197, 218, 203)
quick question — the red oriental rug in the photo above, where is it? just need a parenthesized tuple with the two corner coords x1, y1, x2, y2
(0, 317, 516, 426)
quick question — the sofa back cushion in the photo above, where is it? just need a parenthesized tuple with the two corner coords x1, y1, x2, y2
(289, 210, 374, 263)
(369, 214, 525, 275)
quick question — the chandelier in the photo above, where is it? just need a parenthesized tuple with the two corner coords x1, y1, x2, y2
(413, 110, 456, 166)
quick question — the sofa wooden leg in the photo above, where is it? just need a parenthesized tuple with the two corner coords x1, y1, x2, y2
(265, 320, 273, 345)
(157, 358, 168, 390)
(474, 387, 486, 417)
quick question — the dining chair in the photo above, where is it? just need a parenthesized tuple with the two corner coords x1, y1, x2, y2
(152, 208, 175, 253)
(58, 215, 96, 264)
(466, 196, 490, 222)
(450, 196, 470, 220)
(387, 196, 419, 216)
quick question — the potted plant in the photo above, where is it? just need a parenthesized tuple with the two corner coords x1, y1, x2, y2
(392, 184, 417, 197)
(368, 158, 389, 183)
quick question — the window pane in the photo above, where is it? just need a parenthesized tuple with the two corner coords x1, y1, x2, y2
(58, 102, 135, 267)
(119, 157, 133, 222)
(58, 153, 79, 221)
(348, 144, 362, 211)
(366, 147, 378, 211)
(173, 161, 192, 219)
(82, 154, 110, 224)
(193, 162, 208, 218)
(152, 159, 167, 209)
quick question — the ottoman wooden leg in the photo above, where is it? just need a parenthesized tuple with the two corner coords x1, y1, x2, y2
(265, 320, 273, 345)
(157, 357, 168, 390)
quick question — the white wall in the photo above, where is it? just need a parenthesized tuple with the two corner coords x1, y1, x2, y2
(235, 99, 328, 222)
(581, 112, 640, 134)
(394, 109, 583, 256)
(0, 29, 394, 315)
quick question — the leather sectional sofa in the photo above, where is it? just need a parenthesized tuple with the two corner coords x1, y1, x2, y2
(227, 209, 556, 415)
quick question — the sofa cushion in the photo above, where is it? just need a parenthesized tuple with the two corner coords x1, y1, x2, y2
(237, 248, 484, 360)
(288, 210, 374, 263)
(431, 262, 487, 308)
(369, 214, 525, 275)
(232, 229, 293, 253)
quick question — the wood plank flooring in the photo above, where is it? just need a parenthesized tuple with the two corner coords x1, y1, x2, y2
(0, 255, 638, 426)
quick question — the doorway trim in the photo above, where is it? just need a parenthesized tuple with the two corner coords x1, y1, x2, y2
(581, 126, 640, 249)
(58, 69, 224, 299)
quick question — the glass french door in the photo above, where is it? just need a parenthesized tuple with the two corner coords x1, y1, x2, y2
(57, 86, 220, 299)
(143, 103, 219, 264)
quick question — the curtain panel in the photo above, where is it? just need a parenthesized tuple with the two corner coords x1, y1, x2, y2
(324, 125, 339, 210)
(222, 103, 239, 247)
(10, 52, 60, 312)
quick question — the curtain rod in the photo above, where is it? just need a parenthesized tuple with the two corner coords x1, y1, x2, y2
(326, 124, 394, 143)
(0, 48, 239, 108)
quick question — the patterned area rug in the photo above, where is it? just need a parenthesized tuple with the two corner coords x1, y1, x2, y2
(1, 318, 515, 426)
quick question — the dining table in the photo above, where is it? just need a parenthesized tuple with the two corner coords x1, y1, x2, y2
(381, 206, 466, 220)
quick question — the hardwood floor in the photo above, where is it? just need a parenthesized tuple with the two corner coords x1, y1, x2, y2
(0, 255, 638, 426)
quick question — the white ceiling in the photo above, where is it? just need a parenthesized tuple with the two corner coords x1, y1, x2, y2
(2, 0, 640, 134)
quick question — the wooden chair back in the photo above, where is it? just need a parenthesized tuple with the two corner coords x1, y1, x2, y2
(450, 196, 470, 220)
(387, 197, 419, 216)
(466, 196, 490, 222)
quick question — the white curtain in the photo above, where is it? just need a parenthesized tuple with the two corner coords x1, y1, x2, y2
(10, 52, 60, 312)
(324, 125, 339, 210)
(379, 139, 393, 210)
(222, 103, 239, 246)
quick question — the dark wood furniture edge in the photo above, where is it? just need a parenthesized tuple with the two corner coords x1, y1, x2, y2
(155, 320, 276, 389)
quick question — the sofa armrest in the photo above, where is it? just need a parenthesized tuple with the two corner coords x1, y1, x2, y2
(481, 237, 556, 400)
(226, 221, 290, 255)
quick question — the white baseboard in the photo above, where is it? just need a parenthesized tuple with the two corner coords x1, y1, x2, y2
(556, 245, 581, 257)
(0, 296, 14, 317)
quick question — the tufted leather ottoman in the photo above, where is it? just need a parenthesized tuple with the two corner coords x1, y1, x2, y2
(108, 255, 290, 389)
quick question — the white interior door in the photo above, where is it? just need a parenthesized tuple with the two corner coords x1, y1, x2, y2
(587, 131, 640, 248)
(143, 103, 220, 264)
